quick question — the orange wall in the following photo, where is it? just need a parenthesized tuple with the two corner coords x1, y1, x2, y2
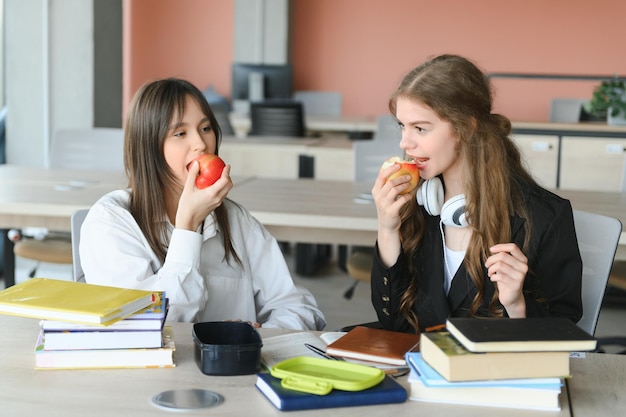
(125, 0, 626, 122)
(123, 0, 234, 116)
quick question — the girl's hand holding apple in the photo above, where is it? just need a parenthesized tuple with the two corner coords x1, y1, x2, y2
(189, 154, 226, 189)
(177, 155, 232, 231)
(380, 156, 420, 194)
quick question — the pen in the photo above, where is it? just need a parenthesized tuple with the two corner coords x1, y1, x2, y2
(304, 343, 340, 361)
(384, 367, 410, 377)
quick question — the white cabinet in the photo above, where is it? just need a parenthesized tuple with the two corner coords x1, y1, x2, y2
(511, 134, 560, 189)
(560, 137, 626, 191)
(219, 138, 353, 181)
(306, 147, 353, 181)
(220, 141, 307, 179)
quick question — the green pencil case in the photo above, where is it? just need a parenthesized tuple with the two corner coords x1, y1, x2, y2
(269, 356, 385, 395)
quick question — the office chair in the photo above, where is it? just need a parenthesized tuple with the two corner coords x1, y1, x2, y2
(293, 91, 342, 117)
(0, 106, 7, 276)
(549, 98, 588, 123)
(214, 110, 235, 136)
(572, 210, 626, 354)
(10, 229, 74, 278)
(48, 128, 124, 170)
(572, 210, 621, 336)
(70, 208, 89, 283)
(372, 114, 400, 141)
(249, 101, 305, 137)
(10, 128, 123, 280)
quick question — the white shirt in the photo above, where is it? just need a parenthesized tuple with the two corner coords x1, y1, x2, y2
(443, 245, 465, 294)
(80, 190, 326, 330)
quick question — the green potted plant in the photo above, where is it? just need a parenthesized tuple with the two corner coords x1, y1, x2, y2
(585, 77, 626, 125)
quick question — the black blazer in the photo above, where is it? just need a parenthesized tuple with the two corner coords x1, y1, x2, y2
(371, 185, 583, 333)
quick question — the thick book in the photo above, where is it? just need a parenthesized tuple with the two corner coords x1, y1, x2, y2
(446, 317, 597, 352)
(407, 352, 562, 388)
(255, 372, 407, 411)
(325, 326, 420, 366)
(40, 328, 163, 350)
(407, 353, 562, 411)
(34, 326, 176, 370)
(0, 278, 157, 325)
(418, 331, 571, 381)
(41, 296, 169, 331)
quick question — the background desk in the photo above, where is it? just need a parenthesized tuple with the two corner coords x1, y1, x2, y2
(229, 177, 377, 246)
(0, 166, 127, 288)
(2, 167, 626, 286)
(230, 177, 626, 255)
(0, 314, 580, 417)
(0, 166, 127, 231)
(229, 112, 377, 138)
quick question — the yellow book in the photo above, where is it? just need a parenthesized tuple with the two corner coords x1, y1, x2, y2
(0, 278, 157, 325)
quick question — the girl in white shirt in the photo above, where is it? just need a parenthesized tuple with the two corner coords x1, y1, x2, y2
(80, 78, 326, 330)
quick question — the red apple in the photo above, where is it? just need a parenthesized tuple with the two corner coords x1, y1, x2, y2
(380, 156, 420, 194)
(190, 154, 226, 189)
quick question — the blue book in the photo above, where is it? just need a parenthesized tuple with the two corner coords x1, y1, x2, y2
(255, 372, 407, 411)
(405, 353, 563, 410)
(407, 352, 562, 389)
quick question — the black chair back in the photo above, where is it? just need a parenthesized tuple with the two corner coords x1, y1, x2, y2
(249, 101, 305, 137)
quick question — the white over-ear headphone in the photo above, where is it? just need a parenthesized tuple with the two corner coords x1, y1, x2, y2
(416, 177, 469, 227)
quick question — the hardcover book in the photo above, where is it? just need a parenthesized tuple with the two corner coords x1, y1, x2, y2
(0, 278, 157, 325)
(41, 295, 168, 331)
(34, 326, 176, 370)
(446, 317, 597, 353)
(255, 372, 407, 411)
(40, 328, 164, 350)
(325, 326, 420, 366)
(418, 331, 571, 381)
(407, 353, 562, 411)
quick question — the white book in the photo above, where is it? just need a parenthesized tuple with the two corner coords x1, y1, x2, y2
(41, 328, 163, 350)
(34, 327, 176, 370)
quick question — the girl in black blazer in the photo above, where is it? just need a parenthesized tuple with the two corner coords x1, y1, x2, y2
(371, 55, 582, 334)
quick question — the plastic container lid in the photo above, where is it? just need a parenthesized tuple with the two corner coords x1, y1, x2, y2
(269, 356, 384, 395)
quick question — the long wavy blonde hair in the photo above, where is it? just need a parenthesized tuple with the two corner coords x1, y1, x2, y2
(390, 55, 537, 332)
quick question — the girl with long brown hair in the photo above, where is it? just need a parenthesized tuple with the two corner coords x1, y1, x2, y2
(80, 78, 325, 330)
(372, 55, 582, 333)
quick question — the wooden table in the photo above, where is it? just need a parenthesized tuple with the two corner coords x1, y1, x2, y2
(228, 177, 377, 246)
(0, 166, 127, 230)
(2, 166, 626, 286)
(567, 353, 626, 417)
(229, 177, 626, 248)
(0, 314, 582, 417)
(4, 314, 626, 416)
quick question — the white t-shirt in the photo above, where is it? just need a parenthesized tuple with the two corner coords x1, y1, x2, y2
(80, 189, 326, 330)
(444, 245, 465, 294)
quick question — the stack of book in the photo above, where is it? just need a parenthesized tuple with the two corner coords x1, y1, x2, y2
(0, 278, 175, 370)
(406, 317, 598, 411)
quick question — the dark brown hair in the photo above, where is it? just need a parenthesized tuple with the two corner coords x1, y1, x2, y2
(124, 78, 240, 265)
(389, 55, 537, 331)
